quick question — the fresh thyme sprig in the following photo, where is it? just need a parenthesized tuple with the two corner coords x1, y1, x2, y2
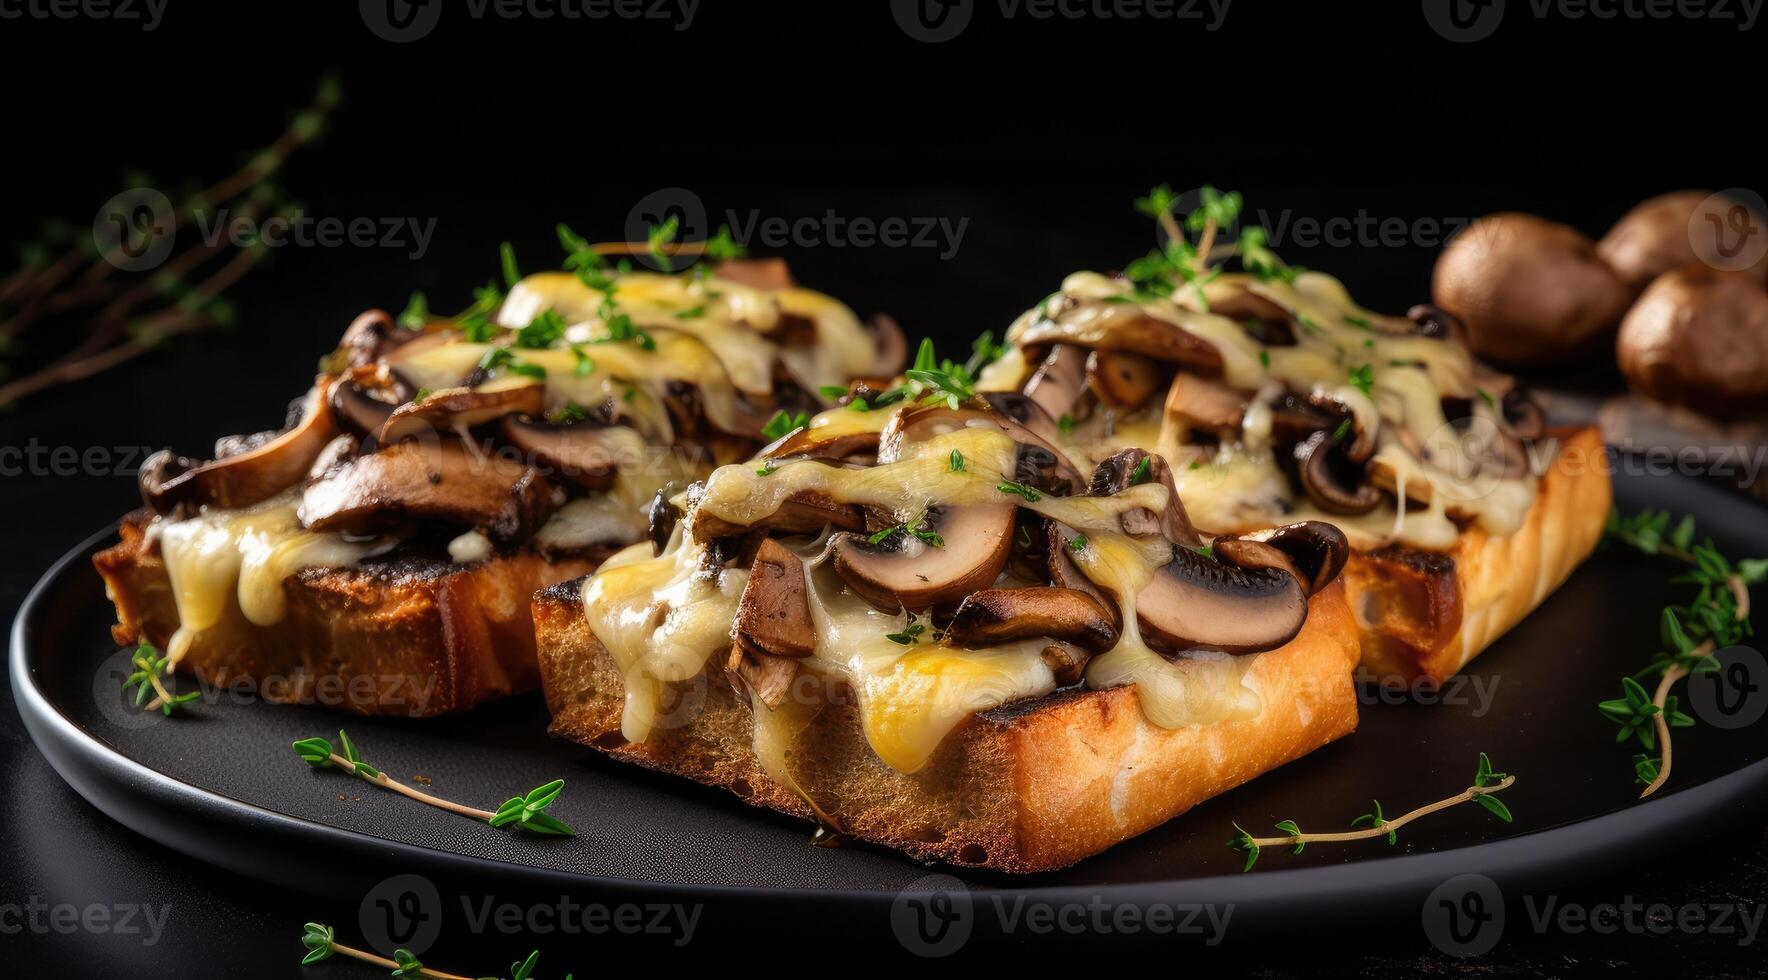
(1228, 754, 1515, 871)
(1600, 508, 1760, 796)
(292, 731, 574, 836)
(1121, 183, 1299, 311)
(120, 640, 202, 715)
(300, 922, 552, 980)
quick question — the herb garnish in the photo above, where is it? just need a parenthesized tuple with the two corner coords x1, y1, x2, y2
(1600, 508, 1760, 795)
(761, 410, 810, 441)
(478, 346, 546, 380)
(292, 731, 574, 836)
(121, 640, 201, 715)
(513, 309, 567, 349)
(1228, 754, 1514, 871)
(545, 401, 587, 425)
(396, 291, 428, 331)
(300, 922, 548, 979)
(1069, 535, 1088, 553)
(949, 449, 965, 472)
(1347, 363, 1374, 397)
(868, 518, 944, 549)
(1129, 455, 1153, 485)
(996, 481, 1043, 502)
(885, 616, 927, 645)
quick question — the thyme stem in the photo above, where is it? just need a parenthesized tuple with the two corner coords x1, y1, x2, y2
(1244, 775, 1516, 848)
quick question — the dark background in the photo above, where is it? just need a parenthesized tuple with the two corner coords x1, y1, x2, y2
(3, 0, 1765, 974)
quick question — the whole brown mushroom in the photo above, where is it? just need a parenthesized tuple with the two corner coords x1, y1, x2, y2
(1432, 213, 1632, 366)
(1598, 190, 1768, 294)
(1617, 264, 1768, 416)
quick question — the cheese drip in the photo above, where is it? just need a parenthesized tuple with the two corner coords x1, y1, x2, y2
(587, 400, 1277, 779)
(1005, 269, 1543, 550)
(154, 489, 389, 666)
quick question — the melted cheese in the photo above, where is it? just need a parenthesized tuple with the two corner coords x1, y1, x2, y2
(586, 399, 1277, 782)
(580, 538, 747, 744)
(1008, 269, 1543, 549)
(155, 490, 389, 666)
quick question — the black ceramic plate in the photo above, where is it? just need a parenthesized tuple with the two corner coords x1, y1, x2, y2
(12, 465, 1768, 949)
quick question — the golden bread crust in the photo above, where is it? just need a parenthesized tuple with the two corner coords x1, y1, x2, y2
(534, 580, 1360, 872)
(95, 510, 600, 716)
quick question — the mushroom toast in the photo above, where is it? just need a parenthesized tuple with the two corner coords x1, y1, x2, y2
(533, 381, 1362, 871)
(977, 197, 1610, 683)
(95, 246, 898, 716)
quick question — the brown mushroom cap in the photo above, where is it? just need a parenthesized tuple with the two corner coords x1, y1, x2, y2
(944, 587, 1118, 654)
(725, 643, 798, 711)
(1045, 520, 1122, 631)
(1617, 264, 1768, 416)
(498, 416, 632, 491)
(1088, 448, 1201, 548)
(139, 377, 342, 514)
(1131, 546, 1309, 656)
(735, 538, 816, 659)
(1018, 310, 1225, 377)
(1598, 190, 1768, 293)
(1432, 212, 1631, 366)
(830, 502, 1015, 612)
(298, 438, 562, 542)
(758, 421, 881, 462)
(1293, 430, 1381, 515)
(329, 364, 416, 437)
(376, 384, 545, 445)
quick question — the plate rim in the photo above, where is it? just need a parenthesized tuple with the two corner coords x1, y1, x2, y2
(12, 513, 1768, 914)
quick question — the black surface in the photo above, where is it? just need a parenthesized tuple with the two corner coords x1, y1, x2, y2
(5, 1, 1768, 973)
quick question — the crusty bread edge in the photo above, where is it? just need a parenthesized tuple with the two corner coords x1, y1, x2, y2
(534, 579, 1360, 873)
(1348, 425, 1611, 681)
(95, 509, 601, 716)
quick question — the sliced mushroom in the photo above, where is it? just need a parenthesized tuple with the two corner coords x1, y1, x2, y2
(213, 429, 279, 460)
(1269, 391, 1340, 447)
(1088, 448, 1201, 548)
(1131, 547, 1308, 656)
(1302, 391, 1374, 462)
(376, 384, 544, 445)
(945, 587, 1118, 654)
(713, 258, 794, 291)
(867, 312, 909, 376)
(1018, 311, 1225, 377)
(307, 433, 360, 481)
(690, 486, 864, 543)
(1211, 289, 1297, 346)
(1406, 303, 1467, 345)
(1213, 521, 1349, 596)
(329, 364, 416, 436)
(1040, 641, 1091, 687)
(298, 438, 562, 542)
(830, 502, 1015, 612)
(1161, 373, 1246, 439)
(499, 416, 624, 491)
(1293, 430, 1381, 515)
(1045, 520, 1120, 630)
(759, 421, 881, 462)
(138, 377, 342, 514)
(980, 393, 1088, 493)
(1023, 344, 1090, 424)
(725, 643, 798, 711)
(735, 539, 816, 659)
(648, 482, 685, 555)
(1087, 349, 1162, 409)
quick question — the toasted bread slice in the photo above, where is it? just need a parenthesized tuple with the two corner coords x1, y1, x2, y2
(95, 510, 600, 716)
(533, 578, 1360, 873)
(1345, 425, 1611, 682)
